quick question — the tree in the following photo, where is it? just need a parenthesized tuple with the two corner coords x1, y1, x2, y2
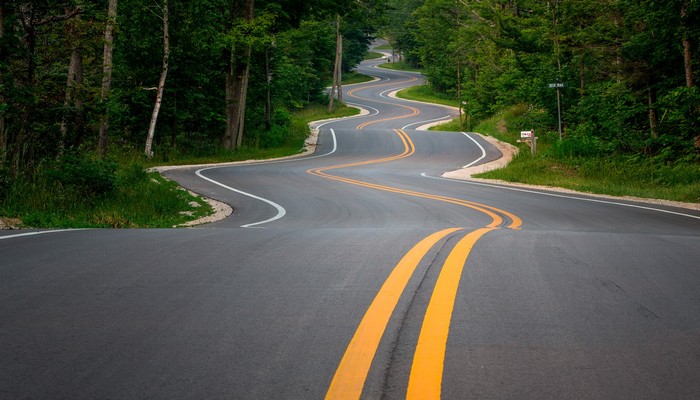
(98, 0, 117, 159)
(328, 14, 342, 112)
(144, 0, 169, 158)
(224, 0, 254, 150)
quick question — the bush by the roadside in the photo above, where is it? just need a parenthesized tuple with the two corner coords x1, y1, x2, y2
(471, 106, 700, 203)
(0, 157, 212, 228)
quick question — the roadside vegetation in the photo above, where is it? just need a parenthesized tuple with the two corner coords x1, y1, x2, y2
(377, 60, 421, 73)
(0, 103, 359, 228)
(476, 108, 700, 203)
(0, 1, 383, 229)
(423, 100, 700, 203)
(364, 51, 385, 60)
(395, 85, 459, 108)
(384, 0, 700, 204)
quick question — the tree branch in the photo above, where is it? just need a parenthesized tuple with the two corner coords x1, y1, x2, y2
(35, 8, 83, 26)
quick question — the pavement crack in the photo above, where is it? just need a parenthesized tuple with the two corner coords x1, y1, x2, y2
(378, 232, 460, 400)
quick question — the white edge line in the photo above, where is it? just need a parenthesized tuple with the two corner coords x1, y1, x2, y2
(461, 132, 487, 168)
(345, 102, 380, 118)
(0, 229, 84, 241)
(195, 130, 338, 228)
(420, 173, 700, 221)
(401, 115, 453, 130)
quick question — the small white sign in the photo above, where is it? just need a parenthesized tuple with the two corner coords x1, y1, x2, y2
(520, 130, 533, 138)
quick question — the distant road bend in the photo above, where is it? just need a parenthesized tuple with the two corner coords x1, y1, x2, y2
(2, 52, 700, 399)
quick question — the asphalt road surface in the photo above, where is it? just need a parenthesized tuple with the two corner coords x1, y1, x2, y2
(2, 54, 700, 400)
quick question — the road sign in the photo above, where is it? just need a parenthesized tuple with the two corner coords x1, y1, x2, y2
(520, 130, 533, 138)
(548, 82, 567, 88)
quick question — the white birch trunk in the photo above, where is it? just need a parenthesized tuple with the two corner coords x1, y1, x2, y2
(145, 0, 169, 158)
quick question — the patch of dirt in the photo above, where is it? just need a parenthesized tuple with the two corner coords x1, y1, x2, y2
(496, 119, 508, 134)
(0, 217, 23, 230)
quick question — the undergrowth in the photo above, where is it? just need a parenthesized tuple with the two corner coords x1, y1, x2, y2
(472, 106, 700, 203)
(0, 103, 360, 228)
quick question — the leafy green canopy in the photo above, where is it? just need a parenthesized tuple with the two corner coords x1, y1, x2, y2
(0, 0, 388, 172)
(391, 0, 700, 161)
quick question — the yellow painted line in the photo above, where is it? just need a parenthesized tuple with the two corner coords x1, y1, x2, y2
(406, 227, 495, 399)
(346, 76, 419, 99)
(356, 105, 420, 130)
(346, 77, 421, 130)
(325, 228, 463, 400)
(315, 128, 521, 398)
(307, 130, 520, 229)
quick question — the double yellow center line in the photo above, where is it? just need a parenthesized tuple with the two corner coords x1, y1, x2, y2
(307, 130, 521, 230)
(348, 77, 421, 130)
(311, 129, 521, 399)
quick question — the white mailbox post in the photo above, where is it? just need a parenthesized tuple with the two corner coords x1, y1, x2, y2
(518, 130, 537, 155)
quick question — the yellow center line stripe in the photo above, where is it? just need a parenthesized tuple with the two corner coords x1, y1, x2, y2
(308, 130, 518, 229)
(346, 77, 421, 130)
(406, 227, 495, 399)
(325, 227, 464, 400)
(356, 106, 420, 130)
(346, 76, 419, 98)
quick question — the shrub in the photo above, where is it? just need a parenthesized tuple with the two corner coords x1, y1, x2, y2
(45, 154, 118, 197)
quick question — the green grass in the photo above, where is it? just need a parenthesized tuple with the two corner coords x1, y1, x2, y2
(135, 103, 358, 168)
(0, 103, 361, 228)
(395, 84, 459, 108)
(374, 44, 393, 51)
(342, 71, 375, 85)
(470, 106, 700, 203)
(0, 161, 213, 228)
(364, 51, 385, 60)
(377, 61, 422, 72)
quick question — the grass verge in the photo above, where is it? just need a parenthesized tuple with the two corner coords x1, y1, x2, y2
(470, 106, 700, 203)
(377, 61, 422, 72)
(364, 51, 384, 60)
(395, 84, 459, 108)
(0, 103, 360, 228)
(374, 44, 393, 51)
(342, 71, 375, 85)
(0, 159, 212, 228)
(390, 88, 699, 203)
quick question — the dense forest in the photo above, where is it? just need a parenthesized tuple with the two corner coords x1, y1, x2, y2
(0, 0, 386, 176)
(385, 0, 700, 162)
(1, 0, 698, 227)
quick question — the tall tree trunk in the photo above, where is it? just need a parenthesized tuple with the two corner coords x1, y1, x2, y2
(647, 85, 659, 139)
(15, 5, 37, 175)
(145, 0, 169, 158)
(264, 47, 271, 131)
(681, 0, 694, 88)
(98, 0, 117, 159)
(337, 32, 343, 102)
(329, 14, 341, 112)
(579, 57, 585, 97)
(0, 2, 6, 165)
(59, 9, 84, 157)
(224, 0, 253, 150)
(681, 0, 699, 151)
(224, 57, 236, 148)
(235, 44, 251, 149)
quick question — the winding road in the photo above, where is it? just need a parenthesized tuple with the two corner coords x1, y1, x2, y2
(2, 53, 700, 399)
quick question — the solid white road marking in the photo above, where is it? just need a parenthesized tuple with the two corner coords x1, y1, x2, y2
(460, 132, 487, 168)
(0, 229, 84, 241)
(420, 173, 700, 221)
(401, 115, 453, 130)
(195, 130, 339, 228)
